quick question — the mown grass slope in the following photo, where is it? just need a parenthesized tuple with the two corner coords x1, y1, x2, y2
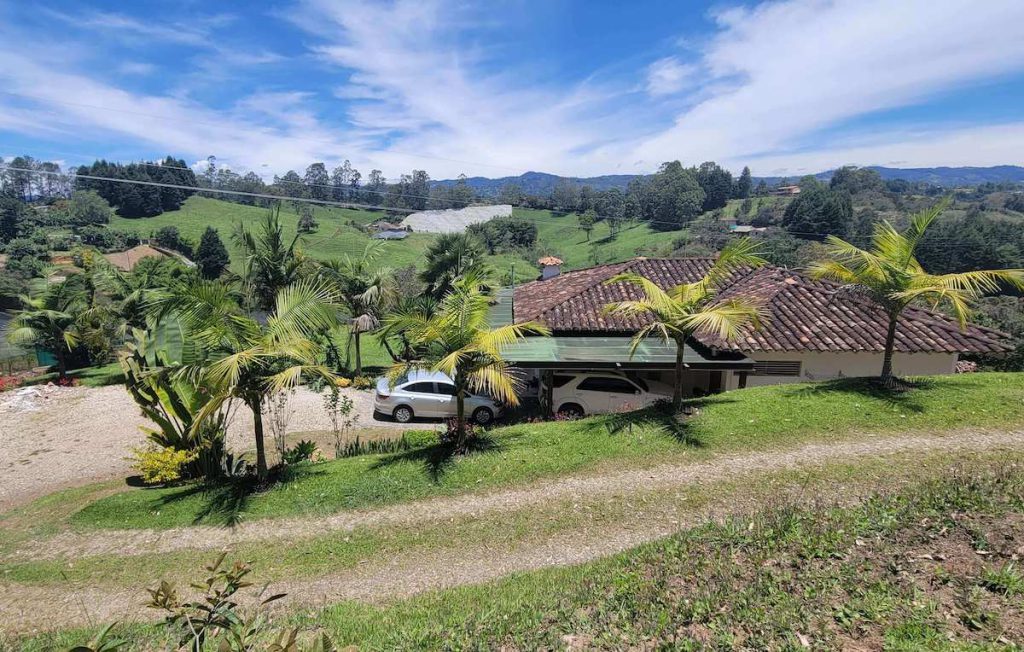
(307, 461, 1024, 649)
(106, 197, 697, 277)
(68, 373, 1024, 530)
(16, 456, 1024, 650)
(108, 196, 434, 270)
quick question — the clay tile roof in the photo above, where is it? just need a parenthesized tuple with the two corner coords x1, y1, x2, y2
(537, 256, 563, 266)
(512, 258, 1010, 355)
(102, 244, 168, 272)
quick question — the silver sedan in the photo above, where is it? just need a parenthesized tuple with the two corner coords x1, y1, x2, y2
(372, 370, 503, 424)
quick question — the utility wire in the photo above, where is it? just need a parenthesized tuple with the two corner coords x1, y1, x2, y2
(0, 165, 417, 213)
(1, 164, 1016, 246)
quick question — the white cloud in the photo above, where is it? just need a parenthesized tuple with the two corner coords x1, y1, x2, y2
(117, 62, 156, 76)
(745, 122, 1024, 176)
(295, 0, 644, 176)
(645, 57, 695, 96)
(630, 0, 1024, 170)
(0, 48, 365, 178)
(3, 0, 1024, 181)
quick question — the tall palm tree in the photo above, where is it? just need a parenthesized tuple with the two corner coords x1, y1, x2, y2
(154, 278, 341, 480)
(808, 200, 1024, 387)
(233, 204, 308, 311)
(604, 238, 767, 410)
(378, 294, 438, 362)
(420, 232, 490, 298)
(318, 243, 398, 376)
(385, 272, 549, 450)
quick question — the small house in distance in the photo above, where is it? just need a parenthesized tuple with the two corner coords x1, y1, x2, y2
(102, 244, 170, 272)
(770, 185, 801, 196)
(373, 229, 409, 240)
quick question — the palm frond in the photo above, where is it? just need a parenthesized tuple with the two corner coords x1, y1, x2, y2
(476, 320, 550, 354)
(679, 299, 764, 342)
(468, 363, 522, 406)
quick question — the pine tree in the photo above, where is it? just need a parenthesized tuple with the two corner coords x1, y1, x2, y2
(736, 166, 753, 199)
(195, 227, 230, 279)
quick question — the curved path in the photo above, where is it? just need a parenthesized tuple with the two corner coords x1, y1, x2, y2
(3, 428, 1023, 633)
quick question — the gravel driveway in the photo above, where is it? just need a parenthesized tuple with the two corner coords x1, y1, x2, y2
(0, 384, 434, 510)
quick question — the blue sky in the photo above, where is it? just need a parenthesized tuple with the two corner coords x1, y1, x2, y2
(1, 0, 1023, 181)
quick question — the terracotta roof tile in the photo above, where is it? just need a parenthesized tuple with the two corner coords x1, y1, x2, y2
(512, 257, 1010, 354)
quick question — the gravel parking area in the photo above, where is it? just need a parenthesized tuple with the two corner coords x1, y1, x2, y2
(0, 384, 434, 510)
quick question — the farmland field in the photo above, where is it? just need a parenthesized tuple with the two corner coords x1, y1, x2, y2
(107, 197, 700, 277)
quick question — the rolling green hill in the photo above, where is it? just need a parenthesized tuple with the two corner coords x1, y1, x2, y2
(107, 197, 694, 278)
(108, 197, 434, 270)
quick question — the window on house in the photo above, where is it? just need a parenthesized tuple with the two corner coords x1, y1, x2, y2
(751, 361, 802, 376)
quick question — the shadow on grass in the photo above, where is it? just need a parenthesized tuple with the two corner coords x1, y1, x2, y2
(779, 376, 949, 414)
(146, 464, 327, 527)
(368, 434, 504, 483)
(599, 396, 736, 447)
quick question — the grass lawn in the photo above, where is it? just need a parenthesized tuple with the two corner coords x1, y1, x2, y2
(513, 207, 683, 269)
(68, 372, 1024, 530)
(22, 361, 125, 387)
(332, 329, 393, 374)
(106, 198, 700, 280)
(719, 195, 791, 220)
(302, 461, 1024, 649)
(109, 196, 434, 271)
(15, 455, 1024, 650)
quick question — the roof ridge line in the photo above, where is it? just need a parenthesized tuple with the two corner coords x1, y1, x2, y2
(534, 259, 640, 321)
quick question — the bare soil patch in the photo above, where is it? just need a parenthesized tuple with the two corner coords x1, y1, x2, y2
(0, 384, 433, 510)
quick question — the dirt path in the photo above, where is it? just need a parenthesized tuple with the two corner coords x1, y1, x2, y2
(0, 384, 434, 511)
(4, 428, 1024, 633)
(12, 428, 1022, 563)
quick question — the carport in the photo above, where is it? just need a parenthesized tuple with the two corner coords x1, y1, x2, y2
(500, 335, 754, 414)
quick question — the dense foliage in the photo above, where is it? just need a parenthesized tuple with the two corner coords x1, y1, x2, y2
(466, 214, 538, 253)
(75, 156, 196, 218)
(782, 177, 853, 239)
(194, 227, 230, 279)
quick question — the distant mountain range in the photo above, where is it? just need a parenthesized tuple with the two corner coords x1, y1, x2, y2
(434, 165, 1024, 196)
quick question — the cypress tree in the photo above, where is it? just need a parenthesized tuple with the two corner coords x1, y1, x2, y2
(195, 227, 230, 279)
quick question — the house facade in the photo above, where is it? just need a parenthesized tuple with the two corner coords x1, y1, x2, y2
(493, 257, 1008, 396)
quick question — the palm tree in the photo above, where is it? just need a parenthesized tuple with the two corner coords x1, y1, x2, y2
(808, 200, 1024, 387)
(420, 232, 490, 298)
(233, 204, 308, 311)
(318, 243, 398, 377)
(385, 272, 549, 450)
(378, 294, 438, 362)
(92, 255, 192, 336)
(154, 278, 341, 480)
(604, 238, 767, 410)
(6, 280, 87, 381)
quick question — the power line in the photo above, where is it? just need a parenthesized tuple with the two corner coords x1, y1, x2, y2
(0, 165, 417, 214)
(2, 164, 1016, 247)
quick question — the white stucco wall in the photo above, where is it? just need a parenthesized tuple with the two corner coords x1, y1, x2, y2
(724, 351, 959, 390)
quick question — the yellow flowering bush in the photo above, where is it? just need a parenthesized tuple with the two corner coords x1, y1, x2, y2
(131, 446, 198, 485)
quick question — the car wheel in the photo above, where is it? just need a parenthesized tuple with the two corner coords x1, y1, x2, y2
(472, 407, 494, 425)
(393, 405, 414, 423)
(557, 403, 584, 419)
